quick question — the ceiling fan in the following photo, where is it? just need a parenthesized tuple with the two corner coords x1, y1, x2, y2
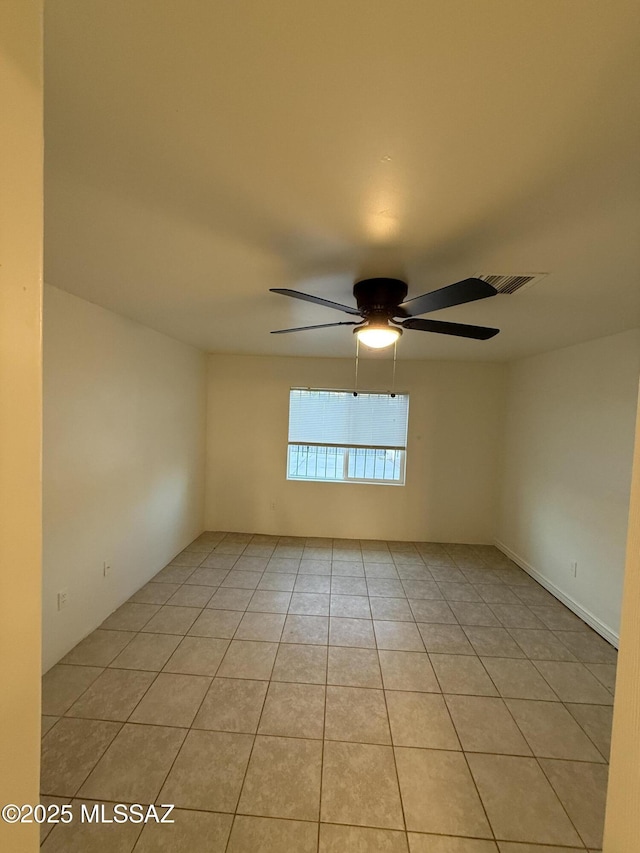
(270, 277, 500, 349)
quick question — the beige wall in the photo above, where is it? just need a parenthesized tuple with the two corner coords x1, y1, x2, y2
(0, 2, 43, 850)
(497, 329, 640, 642)
(205, 353, 506, 542)
(604, 377, 640, 852)
(43, 286, 207, 671)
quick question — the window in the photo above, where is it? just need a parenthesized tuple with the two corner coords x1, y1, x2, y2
(287, 389, 409, 485)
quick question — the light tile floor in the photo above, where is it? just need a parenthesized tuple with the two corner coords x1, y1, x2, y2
(41, 533, 616, 851)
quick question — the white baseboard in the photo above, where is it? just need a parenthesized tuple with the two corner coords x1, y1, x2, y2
(494, 540, 619, 649)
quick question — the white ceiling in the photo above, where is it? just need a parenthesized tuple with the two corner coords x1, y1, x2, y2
(44, 0, 640, 361)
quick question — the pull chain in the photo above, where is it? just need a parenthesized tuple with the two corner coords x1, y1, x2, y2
(354, 338, 360, 395)
(391, 340, 397, 396)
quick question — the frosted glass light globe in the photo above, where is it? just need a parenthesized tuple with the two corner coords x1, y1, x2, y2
(356, 325, 402, 349)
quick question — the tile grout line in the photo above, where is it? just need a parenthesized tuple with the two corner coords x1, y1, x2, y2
(316, 645, 329, 853)
(41, 787, 595, 844)
(222, 643, 278, 853)
(144, 536, 244, 853)
(495, 686, 605, 843)
(53, 642, 617, 699)
(428, 646, 498, 845)
(40, 721, 617, 764)
(39, 718, 126, 846)
(561, 705, 612, 764)
(428, 610, 593, 851)
(533, 749, 595, 850)
(378, 646, 410, 843)
(498, 675, 611, 767)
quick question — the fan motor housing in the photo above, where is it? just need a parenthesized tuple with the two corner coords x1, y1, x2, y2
(353, 278, 408, 318)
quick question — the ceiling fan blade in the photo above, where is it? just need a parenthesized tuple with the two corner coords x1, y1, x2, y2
(397, 277, 497, 317)
(271, 321, 361, 334)
(270, 288, 361, 316)
(402, 317, 499, 340)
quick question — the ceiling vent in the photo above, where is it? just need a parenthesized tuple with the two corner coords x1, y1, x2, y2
(476, 273, 549, 295)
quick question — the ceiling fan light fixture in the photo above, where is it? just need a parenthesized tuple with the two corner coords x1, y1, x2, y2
(355, 323, 402, 349)
(271, 277, 499, 342)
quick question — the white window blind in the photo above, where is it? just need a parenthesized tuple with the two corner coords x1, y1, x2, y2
(288, 389, 409, 449)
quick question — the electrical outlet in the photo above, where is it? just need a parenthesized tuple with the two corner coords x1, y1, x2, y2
(57, 589, 69, 611)
(571, 560, 578, 577)
(103, 561, 111, 577)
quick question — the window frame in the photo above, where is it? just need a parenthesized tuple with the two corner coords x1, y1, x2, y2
(286, 388, 409, 486)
